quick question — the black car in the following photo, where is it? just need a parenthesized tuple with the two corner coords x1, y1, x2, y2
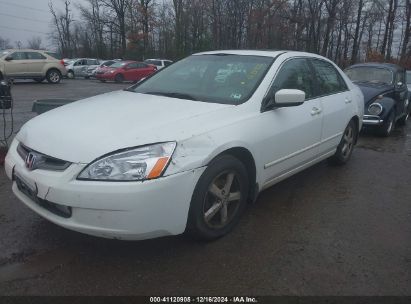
(345, 63, 410, 136)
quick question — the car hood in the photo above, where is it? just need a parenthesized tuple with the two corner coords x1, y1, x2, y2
(17, 91, 232, 163)
(355, 83, 392, 106)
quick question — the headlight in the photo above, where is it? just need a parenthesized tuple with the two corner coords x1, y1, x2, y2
(368, 103, 383, 116)
(77, 142, 176, 181)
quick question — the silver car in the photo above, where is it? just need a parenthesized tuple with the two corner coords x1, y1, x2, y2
(66, 58, 100, 79)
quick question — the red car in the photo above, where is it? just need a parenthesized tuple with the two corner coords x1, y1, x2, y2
(95, 61, 157, 83)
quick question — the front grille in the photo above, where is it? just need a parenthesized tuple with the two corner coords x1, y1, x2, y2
(17, 143, 71, 171)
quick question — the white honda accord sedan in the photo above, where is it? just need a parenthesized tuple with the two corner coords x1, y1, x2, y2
(4, 50, 363, 240)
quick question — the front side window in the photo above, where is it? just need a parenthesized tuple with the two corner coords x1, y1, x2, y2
(10, 52, 26, 60)
(269, 58, 315, 100)
(345, 66, 393, 85)
(26, 52, 46, 60)
(395, 71, 405, 87)
(311, 59, 348, 96)
(131, 54, 274, 105)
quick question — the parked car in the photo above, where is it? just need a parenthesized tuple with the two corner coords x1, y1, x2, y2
(0, 49, 67, 84)
(86, 60, 119, 78)
(95, 60, 157, 83)
(345, 63, 410, 136)
(5, 50, 363, 241)
(144, 59, 173, 70)
(66, 58, 100, 79)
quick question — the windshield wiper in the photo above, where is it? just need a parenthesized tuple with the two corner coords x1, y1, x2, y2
(143, 91, 198, 101)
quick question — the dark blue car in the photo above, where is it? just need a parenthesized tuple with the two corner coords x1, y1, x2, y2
(345, 63, 410, 136)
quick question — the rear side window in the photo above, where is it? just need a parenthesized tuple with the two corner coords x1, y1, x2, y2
(164, 61, 172, 66)
(45, 52, 62, 60)
(26, 52, 46, 60)
(270, 58, 315, 100)
(310, 59, 348, 96)
(87, 59, 99, 65)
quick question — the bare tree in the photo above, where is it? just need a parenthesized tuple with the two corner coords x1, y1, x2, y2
(27, 37, 43, 50)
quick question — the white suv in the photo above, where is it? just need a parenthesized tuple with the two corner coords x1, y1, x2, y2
(144, 59, 173, 70)
(0, 49, 67, 83)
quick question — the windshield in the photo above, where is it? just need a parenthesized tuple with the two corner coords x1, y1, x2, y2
(131, 54, 274, 105)
(111, 62, 127, 68)
(345, 67, 393, 85)
(406, 71, 411, 84)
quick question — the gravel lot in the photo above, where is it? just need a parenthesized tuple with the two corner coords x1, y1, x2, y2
(0, 79, 410, 295)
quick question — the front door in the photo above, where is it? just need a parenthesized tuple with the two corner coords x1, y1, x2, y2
(258, 58, 323, 185)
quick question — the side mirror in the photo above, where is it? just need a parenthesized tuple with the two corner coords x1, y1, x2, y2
(4, 56, 12, 61)
(274, 89, 306, 107)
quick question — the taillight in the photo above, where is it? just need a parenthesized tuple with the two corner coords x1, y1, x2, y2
(60, 60, 65, 66)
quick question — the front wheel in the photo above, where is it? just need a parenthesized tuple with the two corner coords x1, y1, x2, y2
(46, 69, 62, 84)
(114, 74, 124, 83)
(186, 155, 249, 240)
(328, 120, 357, 165)
(378, 111, 395, 137)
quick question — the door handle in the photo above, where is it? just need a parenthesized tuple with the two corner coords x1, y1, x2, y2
(345, 98, 352, 104)
(311, 107, 322, 116)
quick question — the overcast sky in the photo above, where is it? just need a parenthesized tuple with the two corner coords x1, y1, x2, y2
(0, 0, 80, 49)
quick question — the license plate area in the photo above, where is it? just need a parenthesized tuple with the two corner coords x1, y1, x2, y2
(14, 172, 38, 202)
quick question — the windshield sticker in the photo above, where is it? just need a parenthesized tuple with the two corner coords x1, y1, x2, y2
(230, 93, 242, 99)
(247, 64, 264, 80)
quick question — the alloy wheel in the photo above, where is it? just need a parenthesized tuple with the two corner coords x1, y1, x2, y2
(341, 124, 354, 159)
(203, 170, 242, 229)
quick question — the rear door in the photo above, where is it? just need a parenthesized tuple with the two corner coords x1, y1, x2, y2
(25, 51, 48, 76)
(3, 51, 28, 77)
(309, 59, 352, 154)
(138, 63, 155, 78)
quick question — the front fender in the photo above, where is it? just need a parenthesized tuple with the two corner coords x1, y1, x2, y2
(377, 97, 395, 119)
(166, 133, 255, 177)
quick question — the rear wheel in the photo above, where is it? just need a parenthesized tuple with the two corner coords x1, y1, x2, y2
(378, 110, 395, 137)
(328, 120, 356, 165)
(67, 70, 75, 79)
(114, 74, 124, 83)
(186, 155, 249, 240)
(46, 69, 62, 84)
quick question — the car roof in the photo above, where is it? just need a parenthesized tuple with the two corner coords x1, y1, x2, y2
(347, 62, 404, 72)
(193, 50, 336, 61)
(2, 49, 55, 53)
(145, 59, 172, 61)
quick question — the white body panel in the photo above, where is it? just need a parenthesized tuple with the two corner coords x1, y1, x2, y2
(5, 50, 363, 240)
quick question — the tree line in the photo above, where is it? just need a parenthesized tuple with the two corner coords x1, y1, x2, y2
(2, 0, 411, 68)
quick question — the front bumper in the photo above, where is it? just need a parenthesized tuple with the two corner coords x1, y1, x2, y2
(363, 115, 384, 126)
(4, 140, 205, 240)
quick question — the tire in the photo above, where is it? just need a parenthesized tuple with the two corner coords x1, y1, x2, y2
(114, 74, 124, 83)
(378, 110, 395, 137)
(397, 112, 409, 126)
(328, 120, 357, 165)
(46, 69, 62, 84)
(67, 70, 75, 79)
(99, 79, 106, 83)
(33, 78, 44, 83)
(186, 155, 249, 240)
